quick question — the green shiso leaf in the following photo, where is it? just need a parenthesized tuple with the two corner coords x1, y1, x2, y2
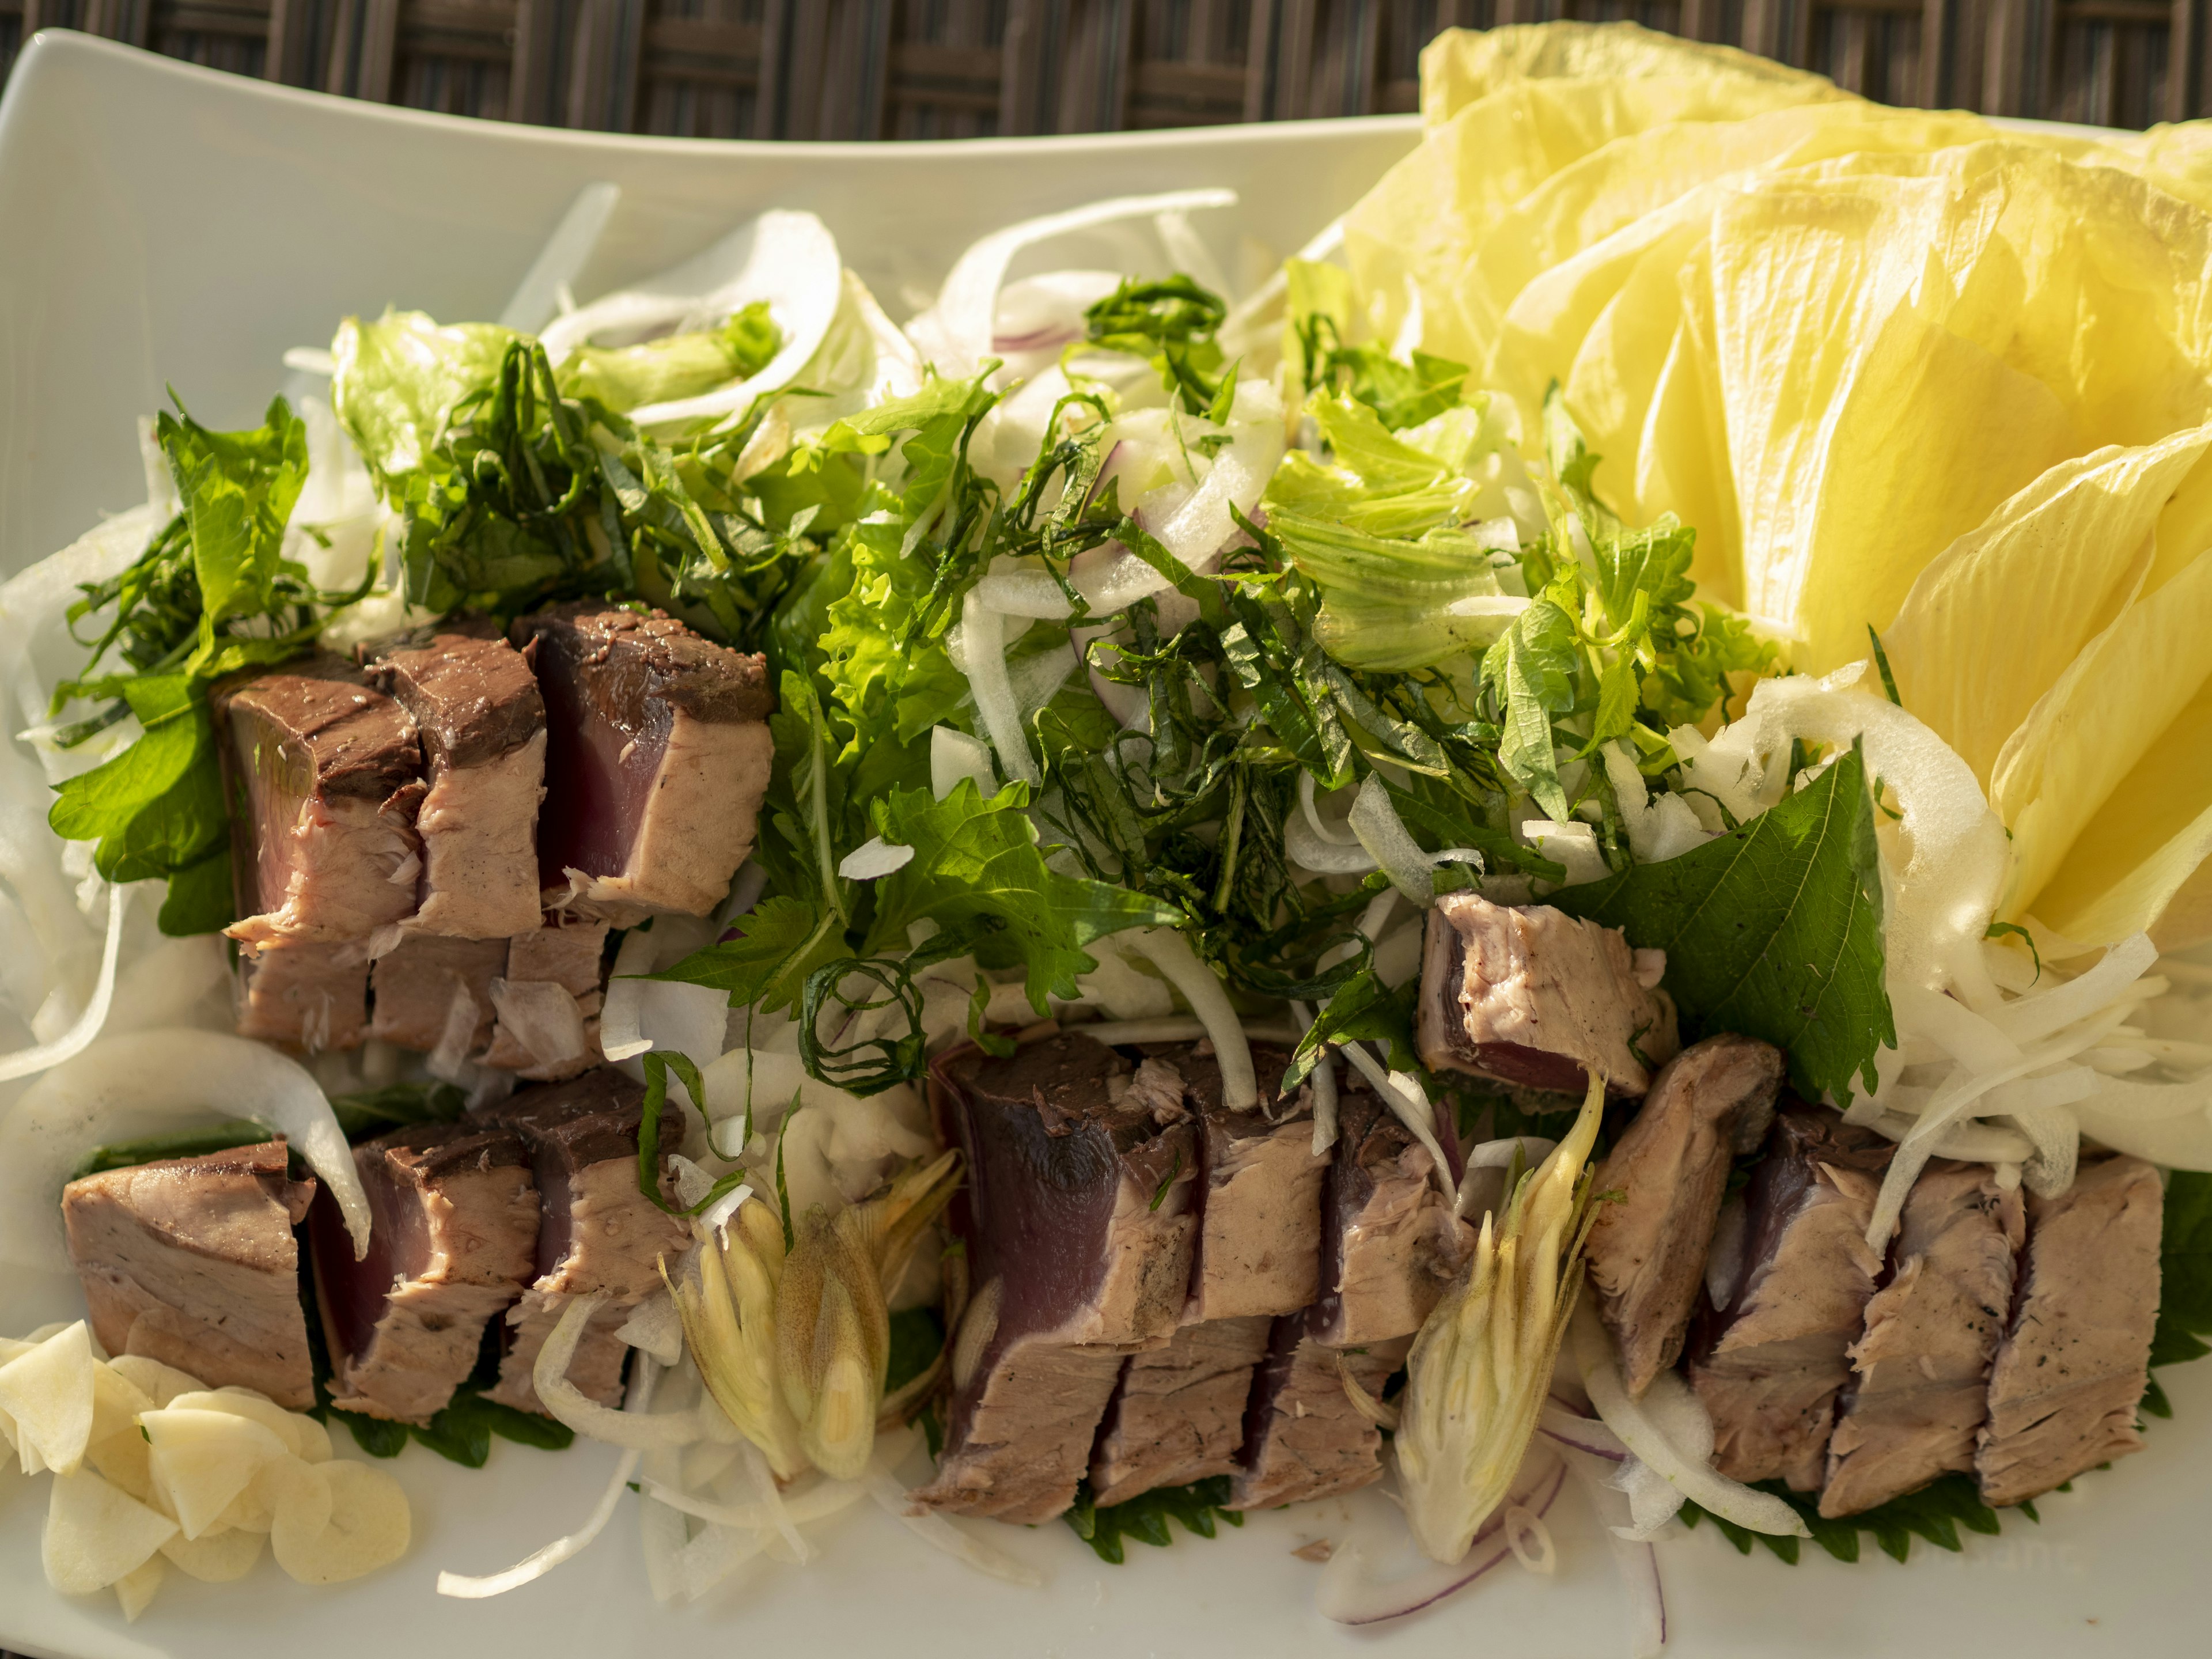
(2150, 1171, 2212, 1384)
(1680, 1473, 2018, 1567)
(1554, 739, 1895, 1105)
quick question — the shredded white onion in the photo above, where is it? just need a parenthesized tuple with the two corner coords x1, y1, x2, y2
(1553, 1441, 1668, 1659)
(597, 927, 660, 1063)
(1571, 1302, 1806, 1539)
(838, 837, 916, 881)
(1299, 771, 1361, 845)
(0, 1027, 368, 1271)
(532, 1297, 702, 1450)
(862, 1452, 1043, 1586)
(957, 590, 1039, 787)
(911, 188, 1238, 378)
(1350, 775, 1438, 903)
(541, 209, 846, 433)
(436, 1356, 662, 1598)
(1291, 999, 1340, 1156)
(930, 724, 998, 801)
(498, 181, 622, 333)
(0, 878, 130, 1084)
(1286, 809, 1381, 874)
(1123, 927, 1256, 1109)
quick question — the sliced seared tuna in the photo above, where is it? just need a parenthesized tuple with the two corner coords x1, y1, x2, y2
(1308, 1089, 1474, 1349)
(1586, 1034, 1785, 1395)
(1820, 1160, 2022, 1517)
(482, 917, 610, 1081)
(62, 1140, 317, 1408)
(1977, 1156, 2162, 1508)
(217, 658, 424, 949)
(1688, 1105, 1891, 1489)
(479, 1069, 690, 1411)
(368, 933, 505, 1066)
(914, 1035, 1198, 1523)
(1230, 1318, 1408, 1510)
(366, 625, 547, 940)
(1089, 1315, 1271, 1506)
(514, 603, 773, 924)
(310, 1122, 540, 1422)
(235, 937, 369, 1052)
(1079, 1043, 1321, 1508)
(1171, 1041, 1328, 1324)
(1417, 894, 1678, 1096)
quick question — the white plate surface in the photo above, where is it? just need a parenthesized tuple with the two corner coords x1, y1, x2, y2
(0, 31, 2205, 1659)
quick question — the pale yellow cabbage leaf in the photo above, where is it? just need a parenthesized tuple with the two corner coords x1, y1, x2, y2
(2034, 698, 2212, 951)
(1707, 158, 2077, 666)
(1418, 20, 1844, 128)
(1469, 104, 1996, 381)
(1994, 546, 2212, 939)
(1883, 427, 2212, 784)
(1344, 75, 1838, 368)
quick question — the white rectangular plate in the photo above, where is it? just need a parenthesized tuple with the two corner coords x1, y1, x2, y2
(0, 32, 2203, 1659)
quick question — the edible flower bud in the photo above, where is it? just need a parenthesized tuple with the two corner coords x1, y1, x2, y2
(665, 1192, 809, 1480)
(1395, 1068, 1606, 1563)
(773, 1149, 960, 1481)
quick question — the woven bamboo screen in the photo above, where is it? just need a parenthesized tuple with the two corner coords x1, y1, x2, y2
(0, 2, 2204, 140)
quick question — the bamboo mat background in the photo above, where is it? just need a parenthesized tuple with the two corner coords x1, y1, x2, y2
(0, 1, 2201, 139)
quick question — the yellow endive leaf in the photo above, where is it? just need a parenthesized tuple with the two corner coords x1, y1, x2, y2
(1345, 75, 1833, 368)
(1418, 19, 1844, 128)
(1995, 546, 2212, 933)
(1884, 427, 2212, 784)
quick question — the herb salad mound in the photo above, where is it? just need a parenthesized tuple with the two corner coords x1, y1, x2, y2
(3, 16, 2212, 1651)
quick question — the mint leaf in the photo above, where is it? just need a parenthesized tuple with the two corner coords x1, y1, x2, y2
(1554, 740, 1894, 1104)
(866, 779, 1181, 1014)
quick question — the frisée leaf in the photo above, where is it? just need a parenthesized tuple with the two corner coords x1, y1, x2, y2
(865, 778, 1183, 1013)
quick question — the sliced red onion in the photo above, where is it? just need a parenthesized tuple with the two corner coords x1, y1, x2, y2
(1537, 1401, 1630, 1462)
(1316, 1453, 1566, 1625)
